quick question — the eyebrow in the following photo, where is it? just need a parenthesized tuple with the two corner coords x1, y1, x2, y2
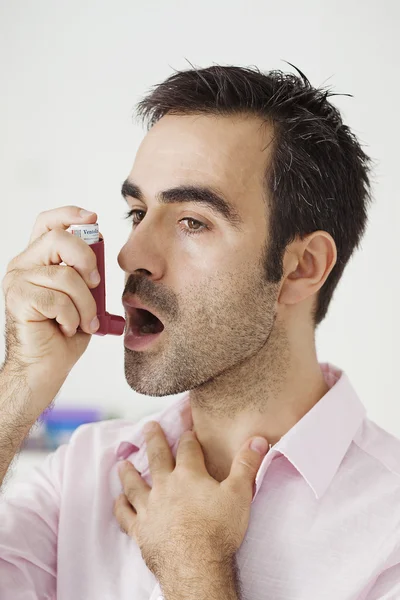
(121, 179, 244, 231)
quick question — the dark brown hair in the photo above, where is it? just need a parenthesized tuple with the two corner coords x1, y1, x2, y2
(135, 63, 373, 326)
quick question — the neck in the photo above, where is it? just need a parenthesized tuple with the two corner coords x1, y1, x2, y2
(188, 318, 330, 482)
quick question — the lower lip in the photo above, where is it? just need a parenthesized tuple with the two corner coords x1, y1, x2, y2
(124, 328, 163, 351)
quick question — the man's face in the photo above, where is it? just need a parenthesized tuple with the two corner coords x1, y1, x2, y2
(118, 114, 281, 396)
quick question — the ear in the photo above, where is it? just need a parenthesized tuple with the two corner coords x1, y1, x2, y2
(278, 231, 337, 306)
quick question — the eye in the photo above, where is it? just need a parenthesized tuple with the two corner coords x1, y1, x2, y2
(124, 209, 209, 236)
(124, 209, 145, 225)
(180, 217, 208, 235)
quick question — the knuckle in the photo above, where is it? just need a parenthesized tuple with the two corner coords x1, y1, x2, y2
(6, 250, 26, 273)
(150, 449, 169, 469)
(4, 278, 24, 305)
(6, 256, 17, 272)
(56, 291, 71, 309)
(2, 270, 16, 295)
(40, 264, 56, 280)
(35, 210, 48, 225)
(34, 288, 58, 311)
(46, 227, 64, 242)
(124, 485, 137, 503)
(28, 230, 46, 249)
(238, 454, 258, 474)
(53, 264, 75, 284)
(34, 209, 54, 231)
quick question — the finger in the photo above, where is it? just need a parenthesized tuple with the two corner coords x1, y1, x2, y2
(24, 265, 98, 335)
(113, 493, 137, 537)
(143, 421, 175, 480)
(3, 261, 99, 335)
(118, 461, 150, 513)
(10, 279, 82, 337)
(29, 205, 98, 245)
(175, 430, 207, 473)
(224, 437, 269, 502)
(8, 228, 100, 291)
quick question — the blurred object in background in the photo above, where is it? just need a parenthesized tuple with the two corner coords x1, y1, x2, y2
(3, 406, 123, 497)
(21, 419, 47, 451)
(41, 407, 104, 450)
(22, 406, 121, 452)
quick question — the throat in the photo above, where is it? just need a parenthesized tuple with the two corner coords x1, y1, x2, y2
(202, 449, 231, 483)
(135, 309, 164, 335)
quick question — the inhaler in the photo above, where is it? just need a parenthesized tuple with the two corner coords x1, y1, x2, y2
(68, 223, 126, 336)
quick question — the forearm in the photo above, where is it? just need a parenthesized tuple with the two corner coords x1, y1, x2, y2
(159, 554, 242, 600)
(0, 363, 55, 488)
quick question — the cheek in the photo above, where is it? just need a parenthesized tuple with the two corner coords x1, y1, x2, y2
(176, 241, 258, 296)
(169, 238, 220, 273)
(180, 227, 244, 269)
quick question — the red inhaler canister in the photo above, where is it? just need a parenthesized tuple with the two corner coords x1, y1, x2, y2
(68, 223, 126, 336)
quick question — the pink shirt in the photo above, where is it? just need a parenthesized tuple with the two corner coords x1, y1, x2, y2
(1, 362, 400, 599)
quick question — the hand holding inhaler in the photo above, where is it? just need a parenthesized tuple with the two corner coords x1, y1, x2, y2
(1, 206, 125, 413)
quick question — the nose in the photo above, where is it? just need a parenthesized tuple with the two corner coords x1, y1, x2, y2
(117, 223, 164, 281)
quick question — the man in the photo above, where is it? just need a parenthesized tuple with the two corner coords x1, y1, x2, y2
(1, 64, 399, 599)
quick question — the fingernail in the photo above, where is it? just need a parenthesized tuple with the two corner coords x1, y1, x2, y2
(80, 209, 95, 218)
(250, 437, 269, 455)
(90, 316, 100, 332)
(182, 430, 195, 438)
(90, 270, 101, 284)
(116, 442, 136, 461)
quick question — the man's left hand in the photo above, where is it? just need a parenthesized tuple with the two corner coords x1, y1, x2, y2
(113, 420, 269, 583)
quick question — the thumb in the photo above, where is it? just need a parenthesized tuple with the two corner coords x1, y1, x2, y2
(226, 437, 270, 500)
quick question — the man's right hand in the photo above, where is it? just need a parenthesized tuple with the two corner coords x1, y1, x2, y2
(1, 206, 102, 411)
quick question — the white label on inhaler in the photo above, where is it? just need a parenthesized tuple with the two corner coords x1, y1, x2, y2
(68, 223, 100, 245)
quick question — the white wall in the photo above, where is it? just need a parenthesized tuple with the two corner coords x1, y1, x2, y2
(0, 0, 399, 432)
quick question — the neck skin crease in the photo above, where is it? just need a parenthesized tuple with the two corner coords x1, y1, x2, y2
(188, 316, 330, 483)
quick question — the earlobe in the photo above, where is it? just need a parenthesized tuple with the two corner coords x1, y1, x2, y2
(278, 274, 305, 305)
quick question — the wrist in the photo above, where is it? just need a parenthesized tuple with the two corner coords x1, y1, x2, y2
(159, 554, 240, 600)
(0, 361, 61, 421)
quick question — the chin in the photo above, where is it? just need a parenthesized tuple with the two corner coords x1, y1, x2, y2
(124, 367, 183, 397)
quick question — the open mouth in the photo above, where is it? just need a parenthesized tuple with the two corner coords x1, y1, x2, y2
(128, 308, 165, 336)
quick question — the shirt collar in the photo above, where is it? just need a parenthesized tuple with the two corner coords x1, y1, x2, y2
(268, 363, 366, 499)
(115, 362, 366, 502)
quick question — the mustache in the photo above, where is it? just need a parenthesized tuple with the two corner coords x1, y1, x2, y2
(122, 276, 179, 320)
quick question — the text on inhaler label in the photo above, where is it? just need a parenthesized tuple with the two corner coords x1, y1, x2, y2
(68, 223, 100, 245)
